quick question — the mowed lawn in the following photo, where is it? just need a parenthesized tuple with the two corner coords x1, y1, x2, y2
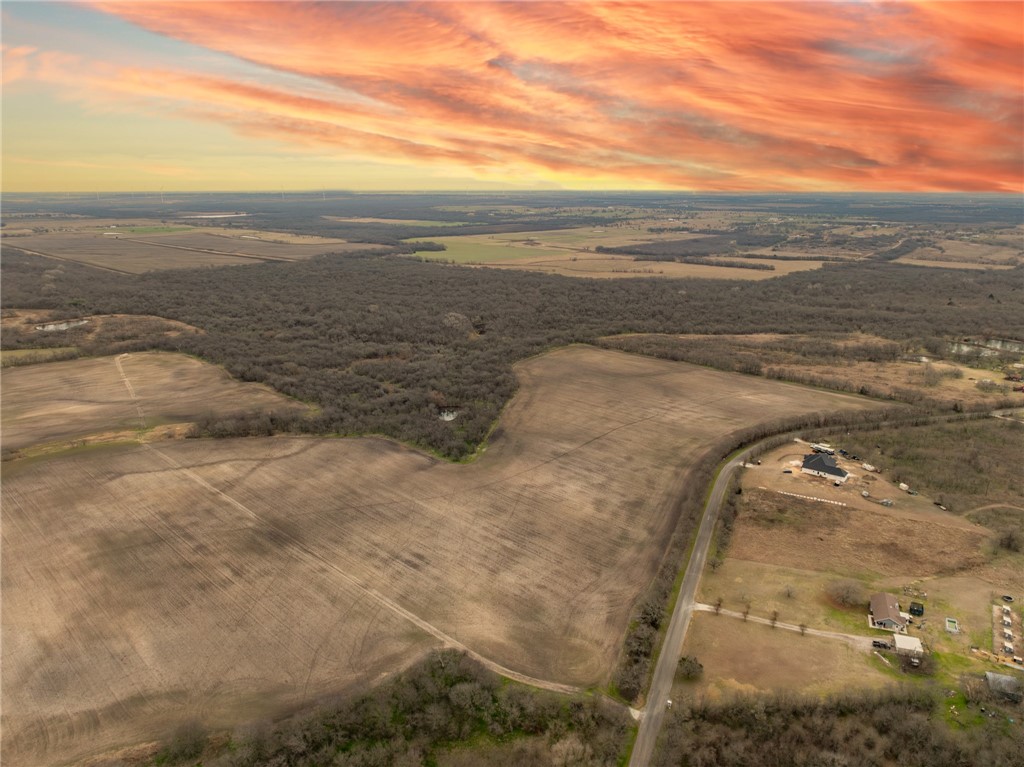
(1, 346, 878, 766)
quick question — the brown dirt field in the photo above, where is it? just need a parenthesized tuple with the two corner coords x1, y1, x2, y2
(1, 229, 381, 273)
(2, 235, 261, 273)
(125, 232, 382, 260)
(895, 257, 1017, 271)
(726, 487, 991, 580)
(1, 346, 878, 766)
(472, 254, 822, 280)
(675, 613, 890, 699)
(931, 239, 1022, 263)
(1, 352, 305, 451)
(771, 358, 1012, 407)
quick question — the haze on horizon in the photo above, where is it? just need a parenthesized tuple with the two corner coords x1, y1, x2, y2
(2, 1, 1021, 194)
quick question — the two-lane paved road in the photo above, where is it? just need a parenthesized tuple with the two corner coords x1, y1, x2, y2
(628, 445, 759, 767)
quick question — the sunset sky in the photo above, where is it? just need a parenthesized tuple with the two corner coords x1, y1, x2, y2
(2, 1, 1021, 193)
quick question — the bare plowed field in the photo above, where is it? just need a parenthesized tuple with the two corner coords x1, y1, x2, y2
(2, 230, 382, 273)
(1, 352, 305, 451)
(1, 347, 876, 765)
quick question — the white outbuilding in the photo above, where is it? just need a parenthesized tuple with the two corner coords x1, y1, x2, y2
(893, 634, 923, 657)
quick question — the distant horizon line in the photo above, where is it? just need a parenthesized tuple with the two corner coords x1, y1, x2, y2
(3, 190, 1021, 197)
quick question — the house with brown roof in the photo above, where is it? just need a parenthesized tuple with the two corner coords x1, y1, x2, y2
(869, 592, 908, 633)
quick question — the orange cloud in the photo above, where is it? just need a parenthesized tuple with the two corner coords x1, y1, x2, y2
(2, 45, 38, 84)
(43, 2, 1024, 190)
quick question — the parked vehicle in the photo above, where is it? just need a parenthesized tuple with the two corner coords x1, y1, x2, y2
(872, 640, 890, 649)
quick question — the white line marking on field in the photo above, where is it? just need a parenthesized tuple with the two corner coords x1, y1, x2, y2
(777, 490, 846, 507)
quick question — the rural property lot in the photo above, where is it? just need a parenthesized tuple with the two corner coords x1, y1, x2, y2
(1, 346, 877, 766)
(1, 352, 306, 451)
(676, 612, 891, 699)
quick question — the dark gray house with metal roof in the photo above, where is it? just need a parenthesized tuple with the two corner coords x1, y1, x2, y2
(801, 453, 849, 483)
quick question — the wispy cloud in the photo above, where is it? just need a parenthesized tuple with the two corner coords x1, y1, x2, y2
(14, 1, 1024, 191)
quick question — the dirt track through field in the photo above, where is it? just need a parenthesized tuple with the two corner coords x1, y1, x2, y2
(115, 354, 146, 429)
(2, 346, 878, 766)
(144, 441, 583, 697)
(692, 603, 873, 649)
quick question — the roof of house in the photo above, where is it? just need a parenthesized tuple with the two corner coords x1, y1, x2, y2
(893, 634, 922, 652)
(870, 592, 905, 626)
(801, 453, 848, 478)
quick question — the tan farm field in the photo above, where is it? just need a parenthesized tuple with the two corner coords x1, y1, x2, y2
(1, 346, 879, 766)
(1, 352, 306, 452)
(1, 228, 381, 273)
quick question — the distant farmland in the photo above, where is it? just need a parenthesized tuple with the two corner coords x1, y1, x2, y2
(409, 228, 824, 279)
(1, 346, 878, 766)
(1, 228, 383, 273)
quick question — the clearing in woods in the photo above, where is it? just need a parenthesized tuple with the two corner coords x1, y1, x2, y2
(1, 352, 308, 452)
(1, 346, 878, 766)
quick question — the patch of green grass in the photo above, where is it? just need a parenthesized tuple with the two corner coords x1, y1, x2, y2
(822, 604, 882, 634)
(942, 691, 987, 729)
(409, 236, 566, 263)
(0, 347, 78, 366)
(934, 651, 981, 676)
(866, 651, 905, 680)
(120, 226, 194, 234)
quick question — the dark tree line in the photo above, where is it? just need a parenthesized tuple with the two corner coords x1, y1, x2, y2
(655, 686, 1024, 767)
(154, 650, 630, 767)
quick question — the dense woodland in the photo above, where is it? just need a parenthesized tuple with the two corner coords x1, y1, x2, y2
(655, 687, 1024, 767)
(3, 245, 1021, 459)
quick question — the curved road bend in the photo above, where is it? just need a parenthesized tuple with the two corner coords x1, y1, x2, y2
(628, 444, 759, 767)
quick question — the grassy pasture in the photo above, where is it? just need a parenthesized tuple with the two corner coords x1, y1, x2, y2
(0, 347, 77, 365)
(324, 216, 468, 226)
(726, 487, 991, 580)
(0, 346, 877, 766)
(1, 352, 306, 451)
(676, 612, 891, 699)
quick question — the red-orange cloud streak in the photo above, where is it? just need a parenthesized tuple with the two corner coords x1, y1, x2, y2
(60, 2, 1024, 190)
